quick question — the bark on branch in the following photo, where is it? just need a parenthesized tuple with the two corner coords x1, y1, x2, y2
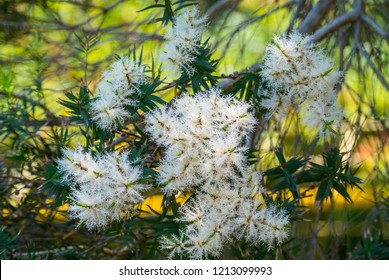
(310, 0, 363, 43)
(298, 0, 337, 34)
(205, 0, 240, 20)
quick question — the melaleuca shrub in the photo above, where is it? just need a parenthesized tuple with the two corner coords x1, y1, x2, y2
(55, 5, 358, 260)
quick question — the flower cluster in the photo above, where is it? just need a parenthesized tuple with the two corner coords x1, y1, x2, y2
(260, 32, 343, 135)
(58, 146, 148, 230)
(146, 88, 289, 259)
(145, 87, 256, 194)
(159, 8, 208, 78)
(159, 172, 289, 259)
(90, 57, 148, 130)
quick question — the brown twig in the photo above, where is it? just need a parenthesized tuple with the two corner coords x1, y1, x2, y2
(310, 0, 362, 43)
(297, 0, 337, 34)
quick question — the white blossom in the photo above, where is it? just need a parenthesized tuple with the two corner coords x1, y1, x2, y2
(260, 32, 343, 136)
(90, 57, 148, 130)
(89, 90, 129, 130)
(299, 95, 342, 136)
(68, 190, 112, 230)
(58, 147, 149, 230)
(145, 87, 256, 194)
(159, 8, 207, 77)
(100, 57, 148, 93)
(159, 232, 188, 259)
(57, 146, 107, 187)
(159, 43, 197, 78)
(236, 202, 290, 248)
(146, 87, 289, 259)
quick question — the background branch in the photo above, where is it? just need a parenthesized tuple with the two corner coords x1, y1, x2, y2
(297, 0, 337, 34)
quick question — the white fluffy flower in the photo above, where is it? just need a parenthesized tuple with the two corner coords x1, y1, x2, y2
(57, 146, 107, 187)
(68, 190, 112, 230)
(299, 95, 342, 136)
(236, 202, 289, 248)
(90, 57, 148, 130)
(145, 87, 256, 194)
(159, 232, 188, 259)
(90, 90, 129, 130)
(146, 87, 289, 259)
(159, 8, 207, 77)
(158, 169, 288, 259)
(58, 147, 148, 230)
(260, 32, 343, 135)
(101, 57, 148, 93)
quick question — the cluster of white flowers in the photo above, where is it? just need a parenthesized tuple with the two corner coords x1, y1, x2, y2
(159, 8, 208, 78)
(145, 87, 255, 194)
(90, 57, 148, 130)
(145, 88, 289, 259)
(159, 172, 289, 259)
(260, 32, 343, 135)
(57, 146, 148, 230)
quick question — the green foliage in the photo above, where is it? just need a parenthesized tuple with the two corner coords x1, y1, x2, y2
(352, 233, 389, 260)
(177, 41, 219, 93)
(0, 227, 19, 259)
(226, 72, 261, 105)
(74, 33, 101, 56)
(264, 148, 362, 204)
(264, 148, 307, 199)
(307, 149, 363, 203)
(141, 0, 197, 24)
(0, 68, 15, 93)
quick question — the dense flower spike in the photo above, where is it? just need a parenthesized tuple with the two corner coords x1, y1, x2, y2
(159, 8, 207, 77)
(260, 32, 343, 135)
(90, 57, 148, 130)
(162, 171, 289, 259)
(58, 147, 148, 230)
(146, 88, 289, 259)
(145, 87, 256, 194)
